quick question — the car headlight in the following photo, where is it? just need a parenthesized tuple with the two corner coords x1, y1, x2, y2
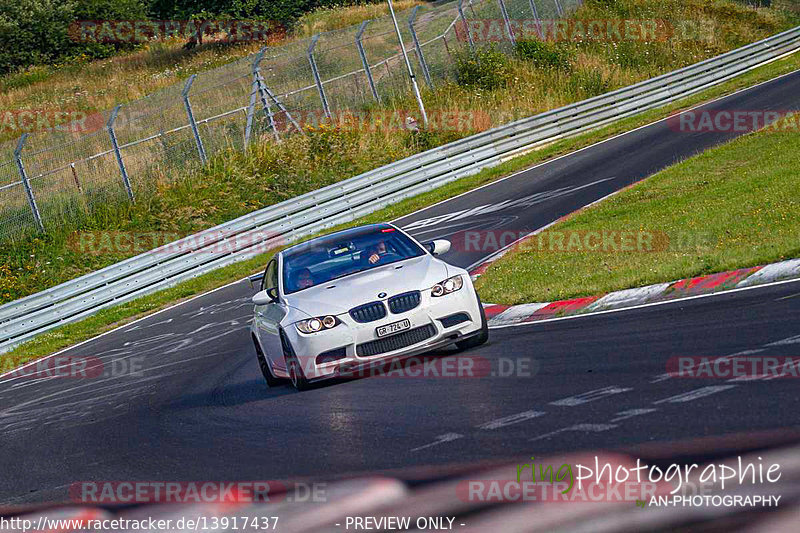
(296, 315, 340, 334)
(431, 275, 464, 297)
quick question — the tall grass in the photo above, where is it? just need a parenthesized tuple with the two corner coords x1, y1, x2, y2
(0, 1, 422, 141)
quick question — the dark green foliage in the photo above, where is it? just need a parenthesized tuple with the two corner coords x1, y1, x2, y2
(0, 0, 148, 74)
(514, 39, 573, 70)
(454, 45, 512, 90)
(0, 0, 384, 74)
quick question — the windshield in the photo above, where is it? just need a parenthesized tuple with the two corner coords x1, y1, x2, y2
(282, 226, 426, 294)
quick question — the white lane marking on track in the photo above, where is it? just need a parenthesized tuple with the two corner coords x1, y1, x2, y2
(766, 334, 800, 346)
(410, 433, 464, 452)
(650, 348, 766, 383)
(124, 318, 174, 333)
(478, 410, 547, 430)
(775, 292, 800, 301)
(489, 277, 800, 330)
(9, 67, 800, 381)
(402, 178, 615, 231)
(609, 409, 657, 423)
(549, 386, 633, 407)
(530, 423, 618, 442)
(652, 385, 736, 404)
(0, 277, 246, 380)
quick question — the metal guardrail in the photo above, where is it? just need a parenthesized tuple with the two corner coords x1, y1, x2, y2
(1, 26, 799, 354)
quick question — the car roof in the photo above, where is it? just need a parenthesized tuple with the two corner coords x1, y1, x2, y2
(281, 223, 396, 257)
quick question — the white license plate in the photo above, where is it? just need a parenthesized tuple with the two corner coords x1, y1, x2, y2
(376, 319, 411, 337)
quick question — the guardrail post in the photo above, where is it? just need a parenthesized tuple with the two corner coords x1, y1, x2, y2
(457, 0, 476, 53)
(554, 0, 564, 17)
(13, 134, 44, 233)
(308, 34, 331, 119)
(409, 6, 433, 88)
(528, 0, 544, 39)
(356, 21, 380, 102)
(108, 105, 135, 202)
(497, 0, 516, 46)
(182, 75, 207, 164)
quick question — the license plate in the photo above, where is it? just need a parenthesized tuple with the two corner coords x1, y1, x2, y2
(376, 319, 411, 337)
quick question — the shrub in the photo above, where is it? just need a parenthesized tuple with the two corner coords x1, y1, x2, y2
(514, 39, 573, 70)
(0, 0, 148, 75)
(454, 45, 511, 90)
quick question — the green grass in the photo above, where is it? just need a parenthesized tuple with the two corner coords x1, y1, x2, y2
(475, 111, 800, 305)
(3, 51, 800, 367)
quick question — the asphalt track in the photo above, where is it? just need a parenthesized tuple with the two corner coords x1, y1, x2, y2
(2, 69, 800, 507)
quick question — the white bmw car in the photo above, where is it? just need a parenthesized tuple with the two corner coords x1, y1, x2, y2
(249, 223, 488, 390)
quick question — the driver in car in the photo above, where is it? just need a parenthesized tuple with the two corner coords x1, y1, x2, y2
(365, 239, 388, 265)
(294, 268, 314, 290)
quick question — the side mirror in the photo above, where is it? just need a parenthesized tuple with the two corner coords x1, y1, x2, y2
(248, 273, 264, 290)
(428, 239, 451, 256)
(252, 288, 278, 306)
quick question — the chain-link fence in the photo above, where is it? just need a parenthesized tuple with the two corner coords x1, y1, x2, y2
(0, 0, 580, 243)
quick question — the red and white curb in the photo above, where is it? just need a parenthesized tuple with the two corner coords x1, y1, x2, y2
(478, 258, 800, 326)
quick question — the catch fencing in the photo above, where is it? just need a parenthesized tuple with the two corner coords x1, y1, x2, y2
(1, 25, 799, 353)
(0, 0, 576, 242)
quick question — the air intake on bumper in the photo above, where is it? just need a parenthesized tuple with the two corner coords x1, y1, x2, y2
(356, 324, 436, 357)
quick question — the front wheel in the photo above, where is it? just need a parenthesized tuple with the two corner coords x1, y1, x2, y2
(281, 329, 311, 391)
(455, 291, 489, 351)
(253, 335, 284, 387)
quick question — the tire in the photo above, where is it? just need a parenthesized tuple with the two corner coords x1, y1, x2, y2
(280, 329, 311, 391)
(455, 291, 489, 351)
(253, 335, 284, 387)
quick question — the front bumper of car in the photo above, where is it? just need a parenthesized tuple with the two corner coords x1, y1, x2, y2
(284, 282, 483, 382)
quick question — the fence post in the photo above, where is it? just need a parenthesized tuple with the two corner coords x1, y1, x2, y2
(528, 0, 545, 39)
(182, 74, 207, 164)
(497, 0, 516, 46)
(308, 34, 331, 119)
(387, 0, 428, 128)
(13, 134, 44, 233)
(245, 56, 260, 149)
(457, 0, 476, 53)
(356, 21, 380, 102)
(259, 79, 305, 135)
(408, 6, 433, 88)
(108, 105, 135, 202)
(554, 0, 564, 17)
(247, 48, 279, 147)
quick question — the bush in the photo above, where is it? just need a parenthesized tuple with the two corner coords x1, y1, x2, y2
(0, 0, 74, 75)
(454, 45, 511, 90)
(0, 0, 147, 75)
(514, 39, 573, 70)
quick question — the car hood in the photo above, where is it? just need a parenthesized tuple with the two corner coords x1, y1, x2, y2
(284, 254, 451, 317)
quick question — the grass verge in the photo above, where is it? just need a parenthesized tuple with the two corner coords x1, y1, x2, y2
(475, 99, 800, 304)
(3, 51, 800, 367)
